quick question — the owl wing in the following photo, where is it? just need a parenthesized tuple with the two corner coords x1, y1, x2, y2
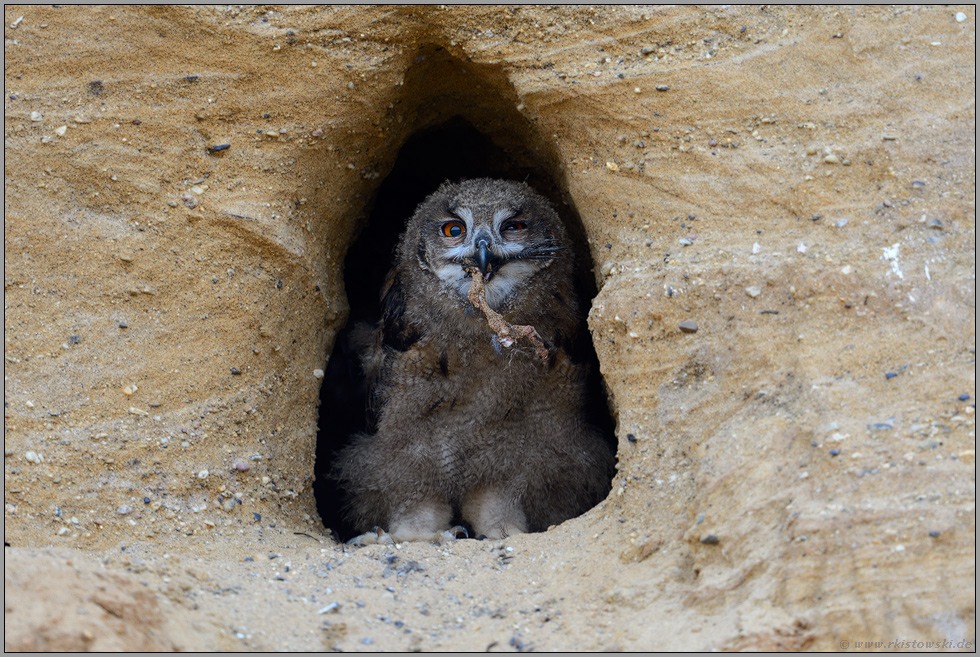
(345, 269, 423, 430)
(379, 268, 421, 352)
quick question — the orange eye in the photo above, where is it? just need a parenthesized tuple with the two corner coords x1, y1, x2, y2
(502, 220, 527, 232)
(441, 221, 465, 238)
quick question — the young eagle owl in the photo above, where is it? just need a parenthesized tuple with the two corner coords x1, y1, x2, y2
(333, 178, 614, 543)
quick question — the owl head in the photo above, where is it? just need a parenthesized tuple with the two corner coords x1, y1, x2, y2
(405, 179, 568, 308)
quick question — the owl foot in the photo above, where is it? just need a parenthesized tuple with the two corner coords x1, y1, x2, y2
(347, 527, 396, 546)
(347, 525, 469, 547)
(461, 488, 528, 539)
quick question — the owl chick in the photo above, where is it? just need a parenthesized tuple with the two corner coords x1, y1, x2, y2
(333, 178, 614, 543)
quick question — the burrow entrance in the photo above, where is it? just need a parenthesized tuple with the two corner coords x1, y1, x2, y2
(313, 46, 616, 541)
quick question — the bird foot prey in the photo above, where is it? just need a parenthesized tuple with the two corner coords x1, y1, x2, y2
(464, 265, 550, 362)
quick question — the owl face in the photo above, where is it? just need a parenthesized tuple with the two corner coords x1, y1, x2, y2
(411, 179, 565, 308)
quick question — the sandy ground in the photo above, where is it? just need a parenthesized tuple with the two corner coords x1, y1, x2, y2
(4, 5, 976, 651)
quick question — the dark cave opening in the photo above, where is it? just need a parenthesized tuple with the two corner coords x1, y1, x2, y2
(314, 117, 616, 541)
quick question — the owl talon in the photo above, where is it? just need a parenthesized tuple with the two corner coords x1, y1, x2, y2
(347, 534, 372, 546)
(347, 527, 395, 546)
(436, 525, 469, 544)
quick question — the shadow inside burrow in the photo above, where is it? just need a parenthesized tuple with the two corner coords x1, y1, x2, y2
(313, 116, 616, 542)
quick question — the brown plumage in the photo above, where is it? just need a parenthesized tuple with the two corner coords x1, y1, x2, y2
(333, 179, 614, 543)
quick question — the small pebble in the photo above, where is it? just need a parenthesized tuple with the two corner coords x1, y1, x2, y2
(54, 125, 67, 137)
(929, 530, 941, 538)
(197, 469, 209, 479)
(955, 12, 966, 22)
(829, 449, 840, 456)
(745, 286, 762, 298)
(30, 111, 43, 122)
(24, 451, 41, 464)
(926, 218, 943, 230)
(957, 394, 971, 401)
(700, 533, 719, 545)
(885, 372, 898, 379)
(180, 192, 198, 209)
(679, 320, 698, 334)
(116, 505, 133, 515)
(233, 461, 250, 472)
(230, 368, 242, 375)
(655, 84, 670, 91)
(626, 433, 637, 443)
(313, 369, 325, 379)
(678, 237, 694, 246)
(207, 144, 230, 153)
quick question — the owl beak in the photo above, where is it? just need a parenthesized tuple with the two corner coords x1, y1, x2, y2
(475, 238, 497, 280)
